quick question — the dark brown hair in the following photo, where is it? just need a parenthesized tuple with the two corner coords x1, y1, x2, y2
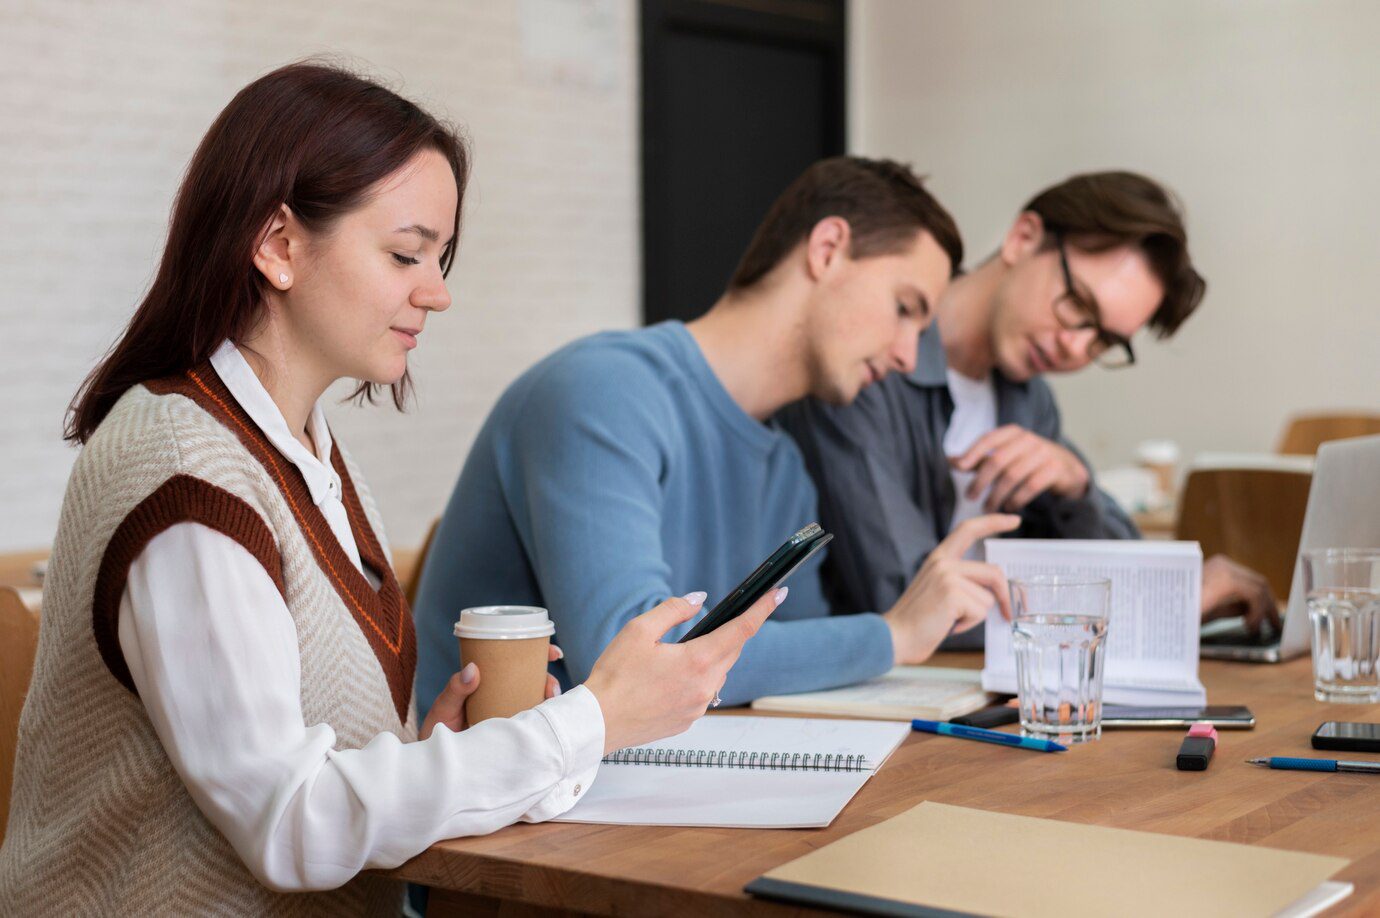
(1023, 171, 1205, 338)
(728, 156, 963, 291)
(66, 61, 470, 443)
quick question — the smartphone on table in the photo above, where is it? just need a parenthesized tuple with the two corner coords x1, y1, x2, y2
(677, 523, 833, 643)
(1312, 721, 1380, 753)
(1099, 705, 1256, 729)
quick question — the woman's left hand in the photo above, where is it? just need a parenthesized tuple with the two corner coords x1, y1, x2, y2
(419, 644, 566, 739)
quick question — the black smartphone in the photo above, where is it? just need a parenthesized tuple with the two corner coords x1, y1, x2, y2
(1312, 721, 1380, 753)
(1100, 705, 1256, 729)
(950, 705, 1020, 729)
(677, 523, 832, 643)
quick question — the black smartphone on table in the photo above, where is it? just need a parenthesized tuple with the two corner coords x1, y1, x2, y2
(1312, 721, 1380, 753)
(1099, 705, 1256, 729)
(677, 523, 832, 643)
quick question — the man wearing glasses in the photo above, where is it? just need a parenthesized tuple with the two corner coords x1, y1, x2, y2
(778, 171, 1278, 647)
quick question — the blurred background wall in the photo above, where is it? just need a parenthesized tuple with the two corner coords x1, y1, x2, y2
(0, 0, 639, 552)
(1, 0, 1375, 553)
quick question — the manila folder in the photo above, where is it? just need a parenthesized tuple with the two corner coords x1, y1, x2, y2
(749, 801, 1348, 918)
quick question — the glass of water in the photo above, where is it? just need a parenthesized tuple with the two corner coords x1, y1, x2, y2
(1011, 576, 1111, 744)
(1303, 549, 1380, 703)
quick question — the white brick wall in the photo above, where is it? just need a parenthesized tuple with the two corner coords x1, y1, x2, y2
(0, 0, 640, 552)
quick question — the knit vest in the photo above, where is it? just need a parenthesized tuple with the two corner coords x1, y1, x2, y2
(0, 365, 417, 916)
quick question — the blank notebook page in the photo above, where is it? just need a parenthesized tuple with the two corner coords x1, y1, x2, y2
(554, 715, 909, 828)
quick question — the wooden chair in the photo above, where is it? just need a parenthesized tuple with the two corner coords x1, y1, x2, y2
(403, 517, 442, 609)
(1278, 413, 1380, 456)
(1, 586, 40, 845)
(1175, 466, 1313, 600)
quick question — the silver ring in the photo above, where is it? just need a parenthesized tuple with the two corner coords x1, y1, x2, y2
(710, 694, 722, 708)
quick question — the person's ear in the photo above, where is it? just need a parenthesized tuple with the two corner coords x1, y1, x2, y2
(998, 210, 1046, 267)
(252, 204, 299, 292)
(804, 216, 852, 282)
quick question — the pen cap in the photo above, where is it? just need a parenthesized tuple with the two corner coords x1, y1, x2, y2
(1187, 722, 1218, 742)
(1177, 722, 1216, 771)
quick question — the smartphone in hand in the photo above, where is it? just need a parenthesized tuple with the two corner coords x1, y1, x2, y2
(677, 523, 832, 643)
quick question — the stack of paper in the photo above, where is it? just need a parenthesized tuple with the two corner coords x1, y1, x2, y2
(982, 539, 1207, 706)
(751, 666, 992, 721)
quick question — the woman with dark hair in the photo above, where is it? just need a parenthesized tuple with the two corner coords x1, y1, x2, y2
(0, 62, 779, 914)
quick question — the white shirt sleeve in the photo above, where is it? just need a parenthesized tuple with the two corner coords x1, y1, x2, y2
(118, 522, 604, 893)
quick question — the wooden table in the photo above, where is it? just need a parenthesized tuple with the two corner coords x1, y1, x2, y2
(386, 654, 1379, 916)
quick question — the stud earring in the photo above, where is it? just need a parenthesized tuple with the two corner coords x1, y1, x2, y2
(278, 273, 289, 285)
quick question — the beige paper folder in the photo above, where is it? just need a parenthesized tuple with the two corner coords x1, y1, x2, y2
(750, 802, 1349, 917)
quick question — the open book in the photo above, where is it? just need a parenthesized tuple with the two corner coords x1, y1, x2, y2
(554, 716, 909, 828)
(750, 666, 992, 721)
(983, 540, 1207, 706)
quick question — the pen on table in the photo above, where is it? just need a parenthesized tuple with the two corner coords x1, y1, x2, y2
(1247, 757, 1380, 774)
(912, 719, 1067, 753)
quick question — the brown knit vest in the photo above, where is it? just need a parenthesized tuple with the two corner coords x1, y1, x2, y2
(0, 365, 417, 915)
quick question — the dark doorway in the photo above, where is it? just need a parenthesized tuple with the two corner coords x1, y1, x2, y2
(640, 0, 847, 325)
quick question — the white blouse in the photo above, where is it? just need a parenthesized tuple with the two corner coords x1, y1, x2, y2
(115, 341, 604, 892)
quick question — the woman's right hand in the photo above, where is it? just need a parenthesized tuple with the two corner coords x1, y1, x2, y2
(584, 588, 786, 755)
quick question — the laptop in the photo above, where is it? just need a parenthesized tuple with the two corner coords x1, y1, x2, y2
(1199, 435, 1380, 662)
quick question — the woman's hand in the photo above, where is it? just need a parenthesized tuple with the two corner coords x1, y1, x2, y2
(585, 589, 786, 755)
(420, 643, 567, 739)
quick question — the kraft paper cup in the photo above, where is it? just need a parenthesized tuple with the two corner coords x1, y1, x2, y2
(454, 606, 554, 723)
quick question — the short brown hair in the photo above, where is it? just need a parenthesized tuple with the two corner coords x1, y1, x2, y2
(1023, 171, 1205, 338)
(728, 156, 962, 291)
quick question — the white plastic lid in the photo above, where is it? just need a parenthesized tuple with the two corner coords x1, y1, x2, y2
(1136, 438, 1180, 464)
(454, 606, 554, 640)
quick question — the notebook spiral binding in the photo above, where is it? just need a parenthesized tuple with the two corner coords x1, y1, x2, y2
(602, 748, 870, 772)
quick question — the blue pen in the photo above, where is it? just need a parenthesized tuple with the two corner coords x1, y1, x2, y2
(911, 719, 1067, 753)
(1247, 757, 1380, 774)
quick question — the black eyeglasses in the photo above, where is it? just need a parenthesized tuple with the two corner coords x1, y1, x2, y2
(1051, 230, 1136, 369)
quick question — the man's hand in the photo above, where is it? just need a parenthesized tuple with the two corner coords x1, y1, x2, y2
(883, 514, 1021, 665)
(1201, 554, 1281, 634)
(950, 425, 1090, 512)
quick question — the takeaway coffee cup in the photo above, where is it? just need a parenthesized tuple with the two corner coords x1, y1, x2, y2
(454, 606, 555, 723)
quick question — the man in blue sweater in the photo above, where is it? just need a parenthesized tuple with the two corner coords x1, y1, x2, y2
(413, 157, 1019, 713)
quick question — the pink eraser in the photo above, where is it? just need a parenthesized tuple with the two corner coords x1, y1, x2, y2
(1187, 722, 1218, 741)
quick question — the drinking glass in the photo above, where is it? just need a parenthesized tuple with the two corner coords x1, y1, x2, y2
(1303, 549, 1380, 703)
(1011, 576, 1111, 744)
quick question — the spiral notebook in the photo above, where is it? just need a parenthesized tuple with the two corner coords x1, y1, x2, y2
(554, 716, 909, 828)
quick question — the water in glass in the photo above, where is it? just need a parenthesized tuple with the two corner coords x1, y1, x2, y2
(1013, 613, 1109, 743)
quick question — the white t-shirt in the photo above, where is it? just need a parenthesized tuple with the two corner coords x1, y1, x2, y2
(943, 368, 999, 557)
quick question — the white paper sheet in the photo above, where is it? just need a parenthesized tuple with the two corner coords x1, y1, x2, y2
(554, 716, 909, 828)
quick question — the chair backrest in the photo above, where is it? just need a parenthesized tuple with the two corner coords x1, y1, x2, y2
(1, 586, 40, 845)
(1175, 467, 1313, 599)
(403, 517, 442, 610)
(1278, 414, 1380, 456)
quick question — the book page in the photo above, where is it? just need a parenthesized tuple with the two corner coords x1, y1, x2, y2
(982, 540, 1204, 703)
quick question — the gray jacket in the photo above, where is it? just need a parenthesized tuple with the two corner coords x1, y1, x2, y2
(777, 324, 1137, 647)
